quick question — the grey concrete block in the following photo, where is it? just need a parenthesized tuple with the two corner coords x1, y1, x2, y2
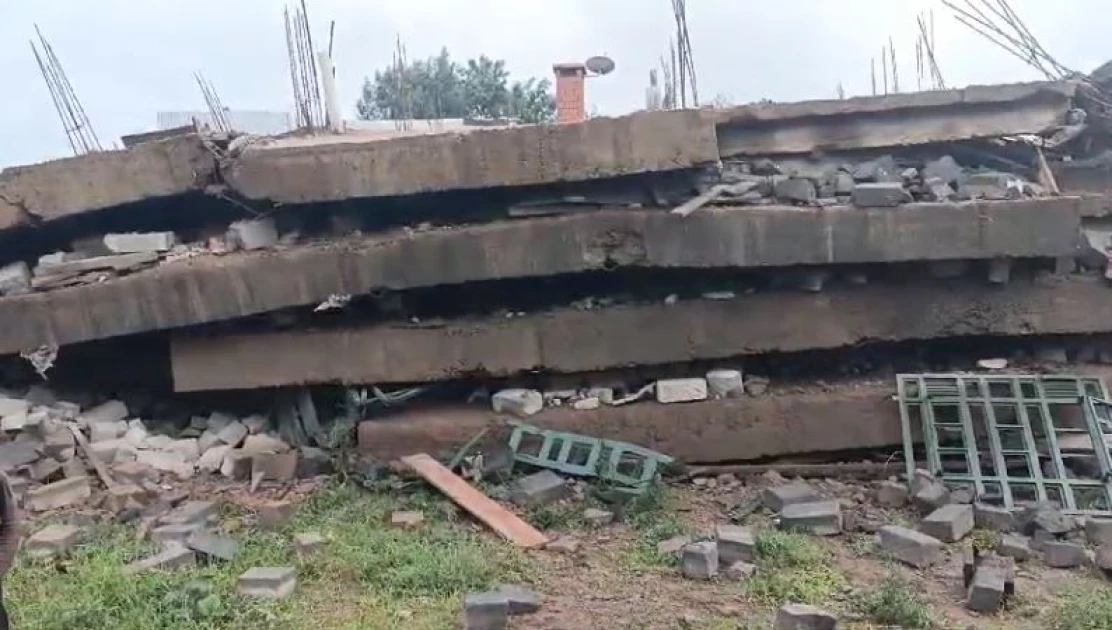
(497, 584, 542, 615)
(921, 504, 975, 542)
(774, 177, 816, 204)
(103, 232, 177, 253)
(967, 566, 1007, 613)
(1095, 544, 1112, 572)
(1023, 503, 1074, 535)
(215, 421, 248, 447)
(879, 525, 943, 568)
(293, 532, 325, 557)
(852, 182, 911, 207)
(221, 449, 253, 479)
(236, 566, 297, 599)
(252, 451, 299, 483)
(723, 561, 756, 580)
(229, 218, 279, 250)
(151, 522, 205, 547)
(997, 533, 1033, 561)
(186, 530, 240, 562)
(1044, 541, 1087, 568)
(257, 500, 296, 529)
(655, 378, 709, 404)
(706, 369, 744, 399)
(25, 524, 83, 558)
(923, 155, 964, 185)
(160, 500, 218, 526)
(125, 543, 196, 574)
(875, 480, 909, 507)
(491, 389, 543, 418)
(773, 602, 838, 630)
(26, 476, 91, 511)
(975, 503, 1015, 532)
(464, 591, 509, 630)
(780, 500, 842, 536)
(715, 524, 756, 565)
(762, 481, 822, 512)
(681, 541, 718, 580)
(1086, 517, 1112, 547)
(77, 400, 127, 426)
(89, 420, 127, 443)
(912, 481, 950, 514)
(509, 470, 566, 507)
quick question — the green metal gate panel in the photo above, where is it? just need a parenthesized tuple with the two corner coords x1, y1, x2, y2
(897, 374, 1112, 515)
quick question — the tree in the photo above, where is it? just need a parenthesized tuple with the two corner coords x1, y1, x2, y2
(356, 50, 555, 123)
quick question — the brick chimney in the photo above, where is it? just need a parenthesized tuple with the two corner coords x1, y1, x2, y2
(553, 63, 587, 124)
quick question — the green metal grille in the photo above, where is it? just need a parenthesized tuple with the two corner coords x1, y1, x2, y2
(897, 373, 1112, 515)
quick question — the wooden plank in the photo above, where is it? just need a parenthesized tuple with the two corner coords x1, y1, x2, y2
(401, 453, 548, 548)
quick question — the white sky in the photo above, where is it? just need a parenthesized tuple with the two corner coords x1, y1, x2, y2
(0, 0, 1108, 167)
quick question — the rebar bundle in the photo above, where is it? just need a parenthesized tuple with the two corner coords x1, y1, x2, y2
(31, 25, 101, 156)
(285, 0, 324, 130)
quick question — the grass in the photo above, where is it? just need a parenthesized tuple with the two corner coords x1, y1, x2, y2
(1044, 583, 1112, 630)
(853, 576, 933, 629)
(747, 530, 845, 606)
(621, 486, 688, 569)
(968, 528, 1000, 554)
(8, 482, 530, 630)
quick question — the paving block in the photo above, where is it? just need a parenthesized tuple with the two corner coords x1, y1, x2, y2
(879, 525, 943, 568)
(762, 481, 823, 512)
(497, 584, 542, 615)
(103, 232, 177, 253)
(125, 543, 196, 574)
(257, 500, 296, 529)
(491, 389, 543, 418)
(997, 533, 1033, 561)
(186, 530, 241, 562)
(967, 566, 1007, 613)
(723, 561, 757, 580)
(655, 378, 708, 404)
(1086, 517, 1112, 547)
(1044, 541, 1087, 568)
(921, 504, 975, 542)
(780, 500, 842, 536)
(25, 524, 83, 558)
(26, 476, 91, 511)
(681, 541, 718, 580)
(151, 522, 205, 547)
(236, 566, 297, 599)
(706, 369, 744, 399)
(509, 470, 566, 507)
(715, 524, 756, 565)
(852, 182, 911, 207)
(390, 510, 424, 529)
(773, 602, 838, 630)
(975, 503, 1015, 532)
(582, 508, 613, 526)
(463, 591, 509, 630)
(875, 480, 909, 507)
(294, 532, 325, 557)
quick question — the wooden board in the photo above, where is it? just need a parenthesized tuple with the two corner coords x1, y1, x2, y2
(401, 453, 548, 548)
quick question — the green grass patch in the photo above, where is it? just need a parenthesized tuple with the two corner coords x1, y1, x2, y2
(621, 486, 688, 569)
(968, 529, 1000, 554)
(1044, 583, 1112, 630)
(853, 576, 933, 629)
(9, 482, 530, 629)
(747, 530, 844, 605)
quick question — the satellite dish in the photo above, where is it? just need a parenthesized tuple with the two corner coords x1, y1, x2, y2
(585, 55, 616, 76)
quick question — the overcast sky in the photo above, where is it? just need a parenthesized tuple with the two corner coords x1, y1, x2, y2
(0, 0, 1108, 167)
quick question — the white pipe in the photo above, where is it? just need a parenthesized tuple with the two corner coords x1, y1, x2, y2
(317, 51, 344, 133)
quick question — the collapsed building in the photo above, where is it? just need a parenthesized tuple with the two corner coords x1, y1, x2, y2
(4, 78, 1112, 504)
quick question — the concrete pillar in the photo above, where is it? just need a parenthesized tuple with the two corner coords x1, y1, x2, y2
(317, 51, 344, 133)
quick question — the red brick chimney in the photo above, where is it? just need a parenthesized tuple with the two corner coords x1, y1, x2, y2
(553, 63, 587, 124)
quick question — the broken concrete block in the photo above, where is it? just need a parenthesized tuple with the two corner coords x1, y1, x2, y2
(510, 470, 566, 507)
(875, 480, 909, 508)
(390, 510, 424, 529)
(206, 411, 234, 432)
(1086, 517, 1112, 547)
(997, 533, 1032, 561)
(0, 441, 42, 472)
(294, 532, 325, 557)
(197, 430, 220, 454)
(1022, 502, 1074, 536)
(681, 541, 718, 580)
(28, 458, 63, 483)
(491, 389, 543, 418)
(215, 421, 248, 447)
(241, 414, 269, 434)
(495, 584, 541, 615)
(229, 218, 280, 251)
(715, 524, 756, 565)
(655, 378, 708, 404)
(852, 182, 912, 207)
(921, 504, 975, 542)
(723, 560, 757, 580)
(967, 566, 1007, 613)
(125, 543, 196, 574)
(706, 369, 744, 399)
(186, 530, 240, 562)
(879, 525, 943, 568)
(657, 535, 692, 557)
(0, 261, 31, 295)
(221, 449, 253, 480)
(151, 522, 205, 547)
(762, 481, 822, 512)
(780, 500, 842, 536)
(923, 155, 964, 185)
(773, 603, 837, 630)
(123, 423, 149, 449)
(296, 446, 333, 477)
(236, 566, 297, 599)
(25, 524, 84, 558)
(142, 435, 173, 450)
(104, 483, 150, 512)
(252, 451, 299, 484)
(88, 418, 128, 442)
(88, 438, 125, 463)
(773, 177, 816, 204)
(26, 476, 91, 511)
(582, 508, 614, 526)
(911, 480, 950, 514)
(161, 500, 218, 526)
(136, 450, 193, 479)
(1044, 541, 1087, 568)
(103, 232, 177, 254)
(257, 500, 296, 529)
(975, 503, 1015, 532)
(112, 462, 158, 485)
(77, 400, 127, 427)
(197, 444, 232, 473)
(241, 433, 291, 455)
(164, 438, 201, 464)
(463, 591, 509, 630)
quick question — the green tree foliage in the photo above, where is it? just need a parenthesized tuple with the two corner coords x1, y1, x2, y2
(356, 50, 555, 123)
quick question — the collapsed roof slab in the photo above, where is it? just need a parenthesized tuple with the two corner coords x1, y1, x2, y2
(0, 134, 215, 230)
(713, 81, 1077, 156)
(355, 382, 902, 464)
(172, 274, 1112, 391)
(223, 109, 719, 204)
(0, 198, 1085, 355)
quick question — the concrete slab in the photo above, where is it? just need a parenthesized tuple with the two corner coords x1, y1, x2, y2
(357, 382, 903, 464)
(224, 110, 718, 203)
(0, 197, 1084, 355)
(175, 274, 1112, 391)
